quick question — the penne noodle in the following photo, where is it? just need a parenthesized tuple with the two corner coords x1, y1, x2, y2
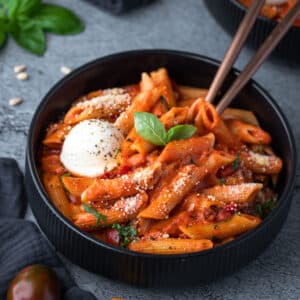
(179, 214, 261, 240)
(150, 68, 176, 107)
(43, 174, 72, 219)
(64, 89, 132, 125)
(43, 123, 72, 145)
(74, 192, 148, 230)
(221, 108, 259, 126)
(180, 193, 225, 212)
(200, 102, 237, 148)
(226, 119, 271, 144)
(140, 72, 155, 91)
(115, 88, 161, 134)
(240, 151, 283, 174)
(200, 183, 263, 204)
(61, 176, 95, 197)
(146, 211, 190, 237)
(158, 133, 215, 164)
(128, 238, 213, 254)
(41, 155, 65, 175)
(177, 85, 208, 101)
(81, 162, 162, 203)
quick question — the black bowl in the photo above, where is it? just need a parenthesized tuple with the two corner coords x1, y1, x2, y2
(25, 50, 297, 286)
(204, 0, 300, 61)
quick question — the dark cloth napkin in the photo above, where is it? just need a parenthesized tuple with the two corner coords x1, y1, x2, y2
(0, 158, 96, 300)
(84, 0, 153, 14)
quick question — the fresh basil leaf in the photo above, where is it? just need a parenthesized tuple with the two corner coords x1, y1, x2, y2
(11, 23, 45, 55)
(8, 0, 41, 19)
(166, 124, 196, 143)
(33, 4, 84, 35)
(134, 112, 167, 146)
(82, 204, 107, 226)
(0, 31, 6, 48)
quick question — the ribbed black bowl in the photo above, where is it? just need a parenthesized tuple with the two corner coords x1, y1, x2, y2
(25, 50, 297, 286)
(204, 0, 300, 61)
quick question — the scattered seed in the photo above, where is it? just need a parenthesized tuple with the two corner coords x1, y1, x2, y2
(17, 72, 29, 81)
(14, 65, 27, 73)
(9, 97, 22, 106)
(60, 66, 72, 75)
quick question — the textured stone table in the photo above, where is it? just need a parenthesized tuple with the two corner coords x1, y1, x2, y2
(1, 0, 300, 299)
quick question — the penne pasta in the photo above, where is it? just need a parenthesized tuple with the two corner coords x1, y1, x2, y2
(43, 123, 72, 145)
(177, 85, 208, 101)
(74, 192, 148, 230)
(157, 133, 215, 164)
(128, 238, 213, 254)
(221, 108, 259, 126)
(179, 214, 261, 240)
(61, 176, 95, 197)
(150, 68, 176, 107)
(200, 183, 263, 204)
(43, 174, 72, 219)
(240, 151, 283, 174)
(64, 88, 132, 125)
(226, 119, 271, 144)
(81, 162, 162, 203)
(146, 211, 190, 237)
(115, 88, 161, 134)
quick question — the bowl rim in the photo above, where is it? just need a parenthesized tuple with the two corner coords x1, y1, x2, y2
(26, 49, 297, 260)
(230, 0, 300, 31)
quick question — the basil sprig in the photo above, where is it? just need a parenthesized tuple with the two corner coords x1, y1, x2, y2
(0, 0, 84, 55)
(134, 112, 196, 146)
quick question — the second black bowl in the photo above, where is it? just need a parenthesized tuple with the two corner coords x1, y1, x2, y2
(25, 50, 297, 286)
(204, 0, 300, 61)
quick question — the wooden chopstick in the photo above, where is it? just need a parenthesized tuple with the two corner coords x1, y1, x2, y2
(206, 0, 265, 104)
(215, 0, 300, 114)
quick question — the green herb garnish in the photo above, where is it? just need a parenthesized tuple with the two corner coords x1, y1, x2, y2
(0, 0, 84, 55)
(112, 223, 137, 248)
(254, 198, 276, 218)
(82, 204, 107, 226)
(60, 172, 71, 179)
(232, 153, 240, 170)
(219, 178, 226, 185)
(159, 96, 170, 110)
(134, 112, 196, 146)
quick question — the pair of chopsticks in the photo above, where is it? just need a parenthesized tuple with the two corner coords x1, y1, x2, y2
(205, 0, 300, 113)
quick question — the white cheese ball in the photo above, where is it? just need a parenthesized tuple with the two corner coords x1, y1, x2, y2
(60, 119, 124, 177)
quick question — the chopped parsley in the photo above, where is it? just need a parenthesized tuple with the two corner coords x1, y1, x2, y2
(219, 178, 226, 185)
(232, 153, 240, 170)
(112, 223, 137, 248)
(159, 96, 170, 110)
(82, 204, 107, 226)
(254, 198, 276, 218)
(60, 172, 71, 179)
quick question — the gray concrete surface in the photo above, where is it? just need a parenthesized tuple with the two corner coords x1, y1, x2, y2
(0, 0, 300, 299)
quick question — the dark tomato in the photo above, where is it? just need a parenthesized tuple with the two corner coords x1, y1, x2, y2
(105, 228, 120, 246)
(7, 264, 61, 300)
(218, 165, 237, 178)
